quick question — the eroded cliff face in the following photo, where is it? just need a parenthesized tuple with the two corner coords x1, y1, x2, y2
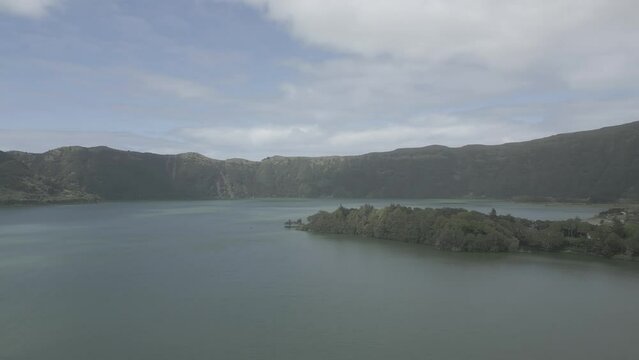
(4, 147, 260, 201)
(2, 121, 639, 204)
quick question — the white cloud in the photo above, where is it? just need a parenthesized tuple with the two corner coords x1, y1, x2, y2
(327, 121, 547, 150)
(563, 54, 639, 90)
(139, 73, 217, 99)
(273, 57, 527, 123)
(179, 124, 323, 149)
(229, 0, 639, 157)
(243, 0, 638, 69)
(3, 0, 638, 159)
(173, 116, 553, 159)
(3, 98, 636, 160)
(0, 0, 61, 18)
(243, 0, 639, 101)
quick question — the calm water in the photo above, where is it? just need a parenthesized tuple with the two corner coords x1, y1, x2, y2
(1, 199, 638, 360)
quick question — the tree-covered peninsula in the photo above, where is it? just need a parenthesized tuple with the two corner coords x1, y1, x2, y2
(300, 205, 639, 259)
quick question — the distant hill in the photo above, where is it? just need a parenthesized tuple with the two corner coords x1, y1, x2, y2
(2, 121, 639, 204)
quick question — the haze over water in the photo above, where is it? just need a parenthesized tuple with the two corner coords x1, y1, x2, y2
(2, 199, 638, 359)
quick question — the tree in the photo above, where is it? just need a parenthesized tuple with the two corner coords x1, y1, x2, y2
(602, 232, 625, 257)
(626, 234, 639, 256)
(612, 218, 626, 238)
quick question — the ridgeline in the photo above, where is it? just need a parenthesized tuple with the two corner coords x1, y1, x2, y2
(2, 121, 639, 204)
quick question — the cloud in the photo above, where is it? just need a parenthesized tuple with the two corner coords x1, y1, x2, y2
(273, 57, 528, 124)
(3, 99, 636, 160)
(0, 0, 61, 18)
(2, 0, 638, 160)
(177, 124, 325, 157)
(174, 117, 553, 159)
(139, 73, 217, 99)
(327, 121, 548, 150)
(243, 0, 639, 109)
(242, 0, 638, 69)
(231, 0, 639, 156)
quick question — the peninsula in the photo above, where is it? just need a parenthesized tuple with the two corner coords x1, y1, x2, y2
(300, 205, 639, 260)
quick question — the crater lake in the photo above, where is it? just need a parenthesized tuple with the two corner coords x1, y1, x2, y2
(1, 199, 638, 360)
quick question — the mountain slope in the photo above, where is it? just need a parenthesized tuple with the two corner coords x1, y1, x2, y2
(2, 121, 639, 204)
(0, 150, 96, 204)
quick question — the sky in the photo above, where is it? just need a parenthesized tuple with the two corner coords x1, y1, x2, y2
(1, 0, 638, 160)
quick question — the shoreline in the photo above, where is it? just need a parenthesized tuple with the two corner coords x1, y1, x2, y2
(298, 204, 639, 261)
(1, 195, 634, 208)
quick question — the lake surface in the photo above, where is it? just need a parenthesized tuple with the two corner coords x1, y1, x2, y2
(1, 199, 638, 360)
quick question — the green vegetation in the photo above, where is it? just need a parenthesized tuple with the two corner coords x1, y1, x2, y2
(0, 150, 97, 204)
(2, 121, 639, 204)
(301, 205, 639, 259)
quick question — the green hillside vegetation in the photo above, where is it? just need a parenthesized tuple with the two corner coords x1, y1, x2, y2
(301, 205, 639, 259)
(1, 121, 639, 204)
(0, 150, 96, 204)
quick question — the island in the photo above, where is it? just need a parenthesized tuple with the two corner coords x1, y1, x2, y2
(298, 205, 639, 260)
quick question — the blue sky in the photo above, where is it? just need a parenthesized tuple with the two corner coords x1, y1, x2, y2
(1, 0, 638, 159)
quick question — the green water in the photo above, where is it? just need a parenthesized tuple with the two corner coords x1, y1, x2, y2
(1, 199, 638, 359)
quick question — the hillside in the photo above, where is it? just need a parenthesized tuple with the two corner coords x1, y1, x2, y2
(1, 121, 639, 204)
